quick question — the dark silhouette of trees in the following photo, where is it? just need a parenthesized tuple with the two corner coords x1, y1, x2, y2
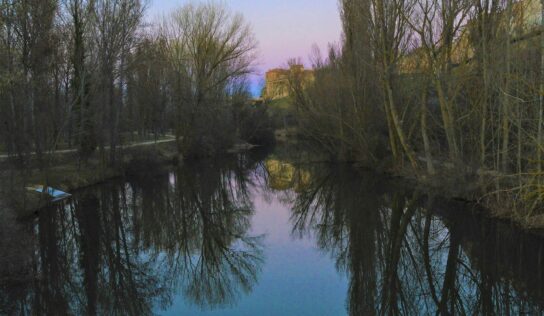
(0, 1, 266, 170)
(0, 155, 264, 314)
(289, 0, 544, 217)
(289, 163, 544, 315)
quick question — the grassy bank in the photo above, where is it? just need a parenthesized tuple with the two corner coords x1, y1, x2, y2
(386, 161, 544, 234)
(0, 142, 179, 218)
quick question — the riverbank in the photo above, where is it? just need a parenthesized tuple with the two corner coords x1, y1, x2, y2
(0, 142, 179, 218)
(4, 135, 543, 235)
(0, 139, 269, 218)
(271, 139, 544, 233)
(0, 135, 178, 162)
(371, 158, 544, 234)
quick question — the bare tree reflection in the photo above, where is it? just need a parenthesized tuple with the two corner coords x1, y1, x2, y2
(290, 163, 544, 316)
(290, 165, 388, 316)
(135, 159, 264, 309)
(3, 155, 544, 315)
(0, 155, 263, 314)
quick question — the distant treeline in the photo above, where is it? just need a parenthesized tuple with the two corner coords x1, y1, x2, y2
(0, 0, 273, 167)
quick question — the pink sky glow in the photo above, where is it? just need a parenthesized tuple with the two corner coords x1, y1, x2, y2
(147, 0, 343, 95)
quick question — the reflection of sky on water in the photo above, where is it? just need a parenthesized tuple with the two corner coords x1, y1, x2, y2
(162, 184, 348, 316)
(4, 153, 544, 315)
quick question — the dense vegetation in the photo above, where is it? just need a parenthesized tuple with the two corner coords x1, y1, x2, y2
(289, 0, 544, 217)
(0, 0, 273, 167)
(3, 0, 544, 221)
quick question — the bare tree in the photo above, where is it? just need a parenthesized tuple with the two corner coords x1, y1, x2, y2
(406, 0, 473, 161)
(160, 2, 257, 157)
(371, 0, 419, 169)
(91, 0, 145, 165)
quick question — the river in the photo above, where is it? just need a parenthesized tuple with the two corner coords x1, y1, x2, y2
(1, 148, 544, 315)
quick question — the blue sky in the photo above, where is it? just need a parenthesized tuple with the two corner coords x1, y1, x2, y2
(146, 0, 342, 96)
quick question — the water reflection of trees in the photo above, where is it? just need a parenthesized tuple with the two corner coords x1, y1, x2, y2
(0, 156, 263, 315)
(133, 158, 263, 309)
(291, 165, 544, 316)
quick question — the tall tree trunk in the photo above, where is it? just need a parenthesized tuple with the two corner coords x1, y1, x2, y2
(433, 75, 459, 161)
(385, 80, 418, 170)
(518, 89, 523, 184)
(501, 0, 513, 172)
(384, 96, 400, 163)
(108, 71, 117, 165)
(374, 0, 417, 170)
(480, 8, 489, 167)
(539, 0, 544, 173)
(420, 87, 435, 174)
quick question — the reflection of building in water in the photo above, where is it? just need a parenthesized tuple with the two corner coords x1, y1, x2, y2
(264, 159, 311, 192)
(263, 65, 314, 100)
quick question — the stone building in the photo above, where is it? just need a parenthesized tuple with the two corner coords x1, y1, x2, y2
(263, 65, 314, 100)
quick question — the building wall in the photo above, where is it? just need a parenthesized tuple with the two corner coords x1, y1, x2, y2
(263, 65, 314, 100)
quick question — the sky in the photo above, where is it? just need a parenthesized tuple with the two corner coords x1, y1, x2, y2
(146, 0, 343, 96)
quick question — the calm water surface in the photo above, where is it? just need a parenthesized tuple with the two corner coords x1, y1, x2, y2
(2, 150, 544, 315)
